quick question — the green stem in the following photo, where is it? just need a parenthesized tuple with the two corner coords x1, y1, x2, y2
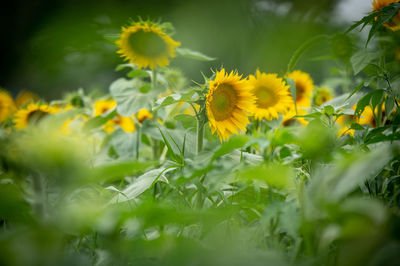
(136, 127, 140, 160)
(152, 69, 159, 160)
(196, 118, 204, 154)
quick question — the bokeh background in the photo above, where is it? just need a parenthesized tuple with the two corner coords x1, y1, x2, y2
(0, 0, 370, 99)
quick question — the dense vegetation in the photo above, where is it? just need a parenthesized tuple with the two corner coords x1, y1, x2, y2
(1, 1, 400, 265)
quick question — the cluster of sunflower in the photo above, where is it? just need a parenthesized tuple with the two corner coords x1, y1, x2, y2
(114, 20, 337, 142)
(0, 89, 154, 135)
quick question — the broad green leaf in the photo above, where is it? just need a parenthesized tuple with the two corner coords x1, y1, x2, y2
(370, 89, 384, 109)
(212, 135, 249, 160)
(176, 47, 216, 61)
(110, 167, 175, 203)
(110, 78, 157, 116)
(128, 69, 150, 78)
(153, 91, 196, 111)
(83, 110, 116, 131)
(350, 49, 380, 75)
(174, 114, 197, 129)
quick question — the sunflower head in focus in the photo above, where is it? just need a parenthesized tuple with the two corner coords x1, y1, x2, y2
(137, 108, 153, 123)
(94, 99, 135, 133)
(116, 21, 181, 69)
(0, 90, 16, 122)
(248, 70, 293, 121)
(313, 87, 334, 106)
(13, 103, 58, 129)
(372, 0, 400, 31)
(287, 70, 315, 108)
(206, 69, 255, 141)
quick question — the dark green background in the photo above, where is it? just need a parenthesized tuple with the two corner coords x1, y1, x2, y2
(0, 0, 355, 99)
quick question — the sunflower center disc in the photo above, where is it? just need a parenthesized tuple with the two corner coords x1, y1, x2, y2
(129, 30, 167, 57)
(211, 83, 238, 121)
(296, 82, 306, 101)
(255, 86, 278, 108)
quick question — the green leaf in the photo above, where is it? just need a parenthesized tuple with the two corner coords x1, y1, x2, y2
(370, 89, 384, 109)
(346, 83, 367, 100)
(176, 47, 216, 61)
(212, 135, 249, 161)
(110, 78, 157, 116)
(345, 11, 378, 34)
(90, 160, 154, 182)
(127, 69, 150, 78)
(366, 3, 400, 46)
(174, 114, 196, 129)
(385, 95, 395, 115)
(350, 123, 365, 130)
(153, 91, 196, 111)
(83, 110, 116, 131)
(355, 92, 373, 116)
(350, 49, 380, 75)
(110, 167, 176, 203)
(286, 78, 296, 106)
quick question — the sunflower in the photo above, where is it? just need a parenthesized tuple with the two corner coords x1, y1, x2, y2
(116, 21, 181, 69)
(13, 103, 58, 129)
(206, 69, 255, 141)
(287, 70, 315, 107)
(313, 87, 334, 106)
(282, 108, 308, 126)
(94, 99, 135, 133)
(15, 90, 39, 107)
(372, 0, 400, 31)
(248, 70, 293, 121)
(0, 90, 16, 122)
(137, 108, 153, 123)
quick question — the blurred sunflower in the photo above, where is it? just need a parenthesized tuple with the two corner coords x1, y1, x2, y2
(0, 90, 16, 122)
(206, 69, 255, 141)
(94, 99, 135, 133)
(313, 87, 334, 106)
(116, 21, 181, 69)
(282, 108, 308, 127)
(287, 70, 315, 107)
(137, 108, 153, 123)
(14, 103, 58, 129)
(248, 70, 293, 121)
(372, 0, 400, 31)
(15, 90, 39, 107)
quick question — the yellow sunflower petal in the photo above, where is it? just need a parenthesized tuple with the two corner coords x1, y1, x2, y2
(249, 71, 294, 121)
(287, 70, 315, 108)
(116, 22, 181, 69)
(206, 69, 255, 141)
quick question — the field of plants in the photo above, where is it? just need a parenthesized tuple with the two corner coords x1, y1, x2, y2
(1, 0, 400, 265)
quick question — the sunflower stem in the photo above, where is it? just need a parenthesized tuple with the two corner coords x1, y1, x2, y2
(196, 118, 204, 154)
(152, 69, 160, 160)
(136, 126, 140, 160)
